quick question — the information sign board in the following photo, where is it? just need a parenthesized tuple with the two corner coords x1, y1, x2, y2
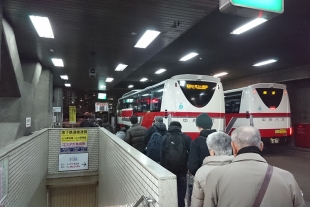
(59, 153, 88, 171)
(69, 106, 76, 124)
(60, 129, 88, 153)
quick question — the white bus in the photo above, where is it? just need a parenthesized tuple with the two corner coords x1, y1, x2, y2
(224, 83, 292, 144)
(117, 74, 225, 139)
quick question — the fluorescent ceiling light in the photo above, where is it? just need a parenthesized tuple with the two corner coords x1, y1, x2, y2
(142, 94, 149, 96)
(106, 78, 114, 82)
(134, 30, 161, 48)
(231, 18, 267, 35)
(100, 85, 106, 89)
(29, 15, 54, 38)
(155, 69, 166, 74)
(179, 53, 199, 61)
(115, 64, 128, 71)
(140, 78, 148, 82)
(128, 85, 134, 88)
(64, 83, 71, 87)
(213, 72, 228, 77)
(253, 59, 278, 66)
(60, 75, 68, 80)
(51, 58, 64, 67)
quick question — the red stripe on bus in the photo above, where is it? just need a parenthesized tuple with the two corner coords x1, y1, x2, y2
(230, 128, 290, 138)
(225, 113, 290, 117)
(132, 111, 225, 118)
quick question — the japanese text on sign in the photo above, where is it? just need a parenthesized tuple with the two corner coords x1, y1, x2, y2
(60, 129, 88, 153)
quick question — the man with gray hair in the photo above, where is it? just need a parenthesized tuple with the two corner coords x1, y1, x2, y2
(191, 132, 233, 207)
(203, 126, 305, 207)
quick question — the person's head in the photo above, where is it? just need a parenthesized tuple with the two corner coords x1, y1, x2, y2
(196, 113, 213, 131)
(231, 126, 263, 157)
(154, 116, 163, 124)
(207, 132, 232, 156)
(169, 121, 182, 129)
(130, 115, 138, 124)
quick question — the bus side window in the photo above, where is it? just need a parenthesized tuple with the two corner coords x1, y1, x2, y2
(151, 86, 164, 112)
(139, 91, 151, 112)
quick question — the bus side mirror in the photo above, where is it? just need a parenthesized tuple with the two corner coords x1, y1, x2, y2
(246, 111, 250, 119)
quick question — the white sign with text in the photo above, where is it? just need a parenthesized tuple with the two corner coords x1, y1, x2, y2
(58, 153, 88, 171)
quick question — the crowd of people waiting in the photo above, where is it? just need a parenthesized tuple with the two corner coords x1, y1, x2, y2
(119, 113, 305, 207)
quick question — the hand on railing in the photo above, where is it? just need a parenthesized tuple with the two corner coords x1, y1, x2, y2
(133, 195, 156, 207)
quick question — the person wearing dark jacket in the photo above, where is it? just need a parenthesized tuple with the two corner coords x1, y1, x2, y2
(125, 115, 148, 152)
(80, 115, 96, 127)
(187, 113, 216, 176)
(143, 116, 167, 145)
(160, 121, 191, 207)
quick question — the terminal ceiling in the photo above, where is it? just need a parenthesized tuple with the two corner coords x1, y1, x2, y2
(3, 0, 310, 91)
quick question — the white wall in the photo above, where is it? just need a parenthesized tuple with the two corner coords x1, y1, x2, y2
(98, 129, 178, 207)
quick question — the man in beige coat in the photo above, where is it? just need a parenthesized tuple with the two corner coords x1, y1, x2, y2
(203, 126, 305, 207)
(191, 132, 233, 207)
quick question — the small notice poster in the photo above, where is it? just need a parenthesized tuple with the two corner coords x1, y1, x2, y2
(69, 106, 76, 124)
(26, 117, 31, 128)
(59, 153, 89, 171)
(60, 129, 88, 153)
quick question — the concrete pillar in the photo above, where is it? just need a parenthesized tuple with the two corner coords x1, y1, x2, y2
(53, 88, 63, 127)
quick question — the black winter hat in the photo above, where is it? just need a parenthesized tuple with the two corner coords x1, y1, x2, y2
(196, 113, 213, 129)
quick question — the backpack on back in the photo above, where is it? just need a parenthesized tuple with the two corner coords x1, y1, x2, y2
(146, 127, 162, 162)
(165, 132, 188, 173)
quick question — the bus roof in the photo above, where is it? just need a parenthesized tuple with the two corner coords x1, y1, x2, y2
(171, 74, 220, 82)
(224, 83, 287, 94)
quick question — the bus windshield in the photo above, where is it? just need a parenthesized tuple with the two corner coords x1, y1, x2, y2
(256, 88, 283, 109)
(178, 80, 217, 108)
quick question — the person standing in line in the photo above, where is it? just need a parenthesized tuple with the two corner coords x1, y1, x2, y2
(191, 132, 233, 207)
(144, 116, 168, 145)
(125, 115, 148, 153)
(79, 114, 96, 127)
(187, 113, 216, 176)
(160, 121, 191, 207)
(203, 126, 305, 207)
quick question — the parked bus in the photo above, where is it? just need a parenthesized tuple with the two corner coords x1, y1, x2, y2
(117, 74, 225, 139)
(224, 83, 292, 144)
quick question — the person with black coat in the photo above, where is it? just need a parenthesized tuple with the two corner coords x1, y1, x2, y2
(143, 116, 167, 145)
(187, 113, 216, 176)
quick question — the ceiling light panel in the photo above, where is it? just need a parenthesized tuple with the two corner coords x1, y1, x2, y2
(115, 64, 128, 71)
(179, 53, 199, 61)
(64, 83, 71, 87)
(213, 72, 228, 77)
(155, 69, 166, 74)
(29, 15, 54, 38)
(60, 75, 68, 80)
(134, 30, 161, 48)
(253, 59, 278, 66)
(51, 58, 64, 67)
(106, 78, 114, 82)
(128, 85, 134, 88)
(140, 78, 148, 82)
(231, 18, 267, 35)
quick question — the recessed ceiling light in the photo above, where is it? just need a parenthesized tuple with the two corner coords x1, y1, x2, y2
(179, 53, 199, 61)
(231, 18, 267, 35)
(155, 69, 166, 74)
(115, 64, 128, 71)
(64, 83, 71, 87)
(50, 49, 54, 52)
(140, 78, 148, 82)
(29, 15, 54, 38)
(134, 30, 161, 48)
(213, 72, 228, 77)
(128, 85, 134, 88)
(106, 78, 114, 82)
(100, 85, 106, 89)
(51, 58, 64, 67)
(253, 59, 278, 66)
(60, 75, 68, 80)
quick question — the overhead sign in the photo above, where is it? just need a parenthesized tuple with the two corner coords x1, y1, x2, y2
(60, 129, 88, 153)
(95, 102, 109, 112)
(53, 107, 61, 112)
(220, 0, 283, 19)
(26, 117, 31, 128)
(69, 106, 76, 124)
(59, 153, 89, 171)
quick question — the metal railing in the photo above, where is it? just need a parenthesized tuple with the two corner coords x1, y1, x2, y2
(133, 196, 156, 207)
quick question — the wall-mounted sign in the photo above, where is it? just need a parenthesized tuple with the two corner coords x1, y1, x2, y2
(26, 117, 31, 128)
(59, 153, 88, 171)
(60, 129, 88, 153)
(69, 106, 76, 124)
(53, 107, 61, 112)
(95, 102, 109, 112)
